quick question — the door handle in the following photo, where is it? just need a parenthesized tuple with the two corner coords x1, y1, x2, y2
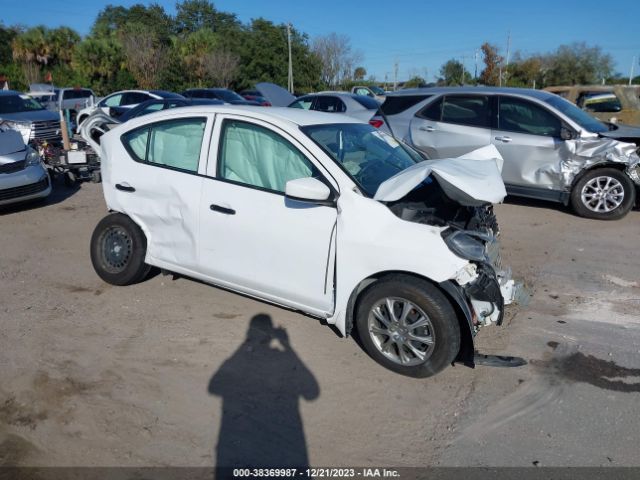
(494, 136, 512, 143)
(419, 126, 436, 132)
(115, 183, 135, 192)
(210, 204, 236, 215)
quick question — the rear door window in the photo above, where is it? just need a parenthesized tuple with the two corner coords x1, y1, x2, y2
(440, 95, 490, 128)
(498, 96, 561, 137)
(122, 117, 206, 173)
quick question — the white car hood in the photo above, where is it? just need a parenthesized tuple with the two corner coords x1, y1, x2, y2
(374, 145, 507, 206)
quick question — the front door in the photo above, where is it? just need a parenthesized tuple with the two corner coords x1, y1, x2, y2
(491, 96, 565, 190)
(199, 116, 337, 315)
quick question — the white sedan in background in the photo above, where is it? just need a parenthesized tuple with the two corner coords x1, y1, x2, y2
(88, 105, 514, 377)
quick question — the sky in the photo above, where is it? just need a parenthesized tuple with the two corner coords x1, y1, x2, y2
(1, 0, 639, 84)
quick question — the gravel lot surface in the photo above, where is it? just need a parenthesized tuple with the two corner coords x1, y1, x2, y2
(1, 180, 639, 468)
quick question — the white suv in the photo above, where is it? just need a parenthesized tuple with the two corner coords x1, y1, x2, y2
(88, 106, 513, 377)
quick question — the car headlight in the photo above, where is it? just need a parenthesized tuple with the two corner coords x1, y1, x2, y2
(444, 230, 493, 262)
(25, 147, 41, 167)
(3, 120, 32, 144)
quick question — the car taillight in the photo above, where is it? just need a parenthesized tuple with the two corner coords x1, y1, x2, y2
(263, 102, 272, 107)
(369, 119, 384, 128)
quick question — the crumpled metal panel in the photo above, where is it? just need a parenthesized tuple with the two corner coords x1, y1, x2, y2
(374, 145, 507, 205)
(559, 136, 640, 187)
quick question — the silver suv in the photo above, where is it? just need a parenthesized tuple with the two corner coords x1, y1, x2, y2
(372, 87, 640, 220)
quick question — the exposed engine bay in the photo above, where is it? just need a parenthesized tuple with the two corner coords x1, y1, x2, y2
(384, 176, 520, 331)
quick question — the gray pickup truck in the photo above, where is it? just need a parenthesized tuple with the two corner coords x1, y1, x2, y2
(27, 84, 95, 117)
(0, 90, 62, 145)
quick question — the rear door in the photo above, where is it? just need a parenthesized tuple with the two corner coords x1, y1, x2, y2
(491, 95, 565, 190)
(410, 94, 492, 158)
(114, 114, 212, 270)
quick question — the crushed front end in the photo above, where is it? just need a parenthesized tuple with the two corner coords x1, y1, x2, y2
(386, 178, 520, 333)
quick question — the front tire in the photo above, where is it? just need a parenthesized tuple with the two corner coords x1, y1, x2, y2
(355, 275, 460, 378)
(90, 213, 151, 285)
(570, 168, 635, 220)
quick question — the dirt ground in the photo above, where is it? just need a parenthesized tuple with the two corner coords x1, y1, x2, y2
(1, 179, 639, 469)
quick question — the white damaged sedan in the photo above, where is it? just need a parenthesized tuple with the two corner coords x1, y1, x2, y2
(88, 106, 515, 377)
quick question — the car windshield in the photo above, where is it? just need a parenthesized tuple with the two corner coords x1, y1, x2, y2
(0, 94, 45, 113)
(302, 123, 423, 196)
(215, 90, 246, 103)
(544, 95, 608, 133)
(370, 86, 385, 95)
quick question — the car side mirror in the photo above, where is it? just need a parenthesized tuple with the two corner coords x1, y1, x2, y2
(560, 126, 575, 141)
(285, 177, 333, 205)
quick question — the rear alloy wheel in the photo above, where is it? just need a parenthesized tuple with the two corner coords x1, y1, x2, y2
(571, 168, 636, 220)
(355, 275, 460, 377)
(90, 213, 151, 285)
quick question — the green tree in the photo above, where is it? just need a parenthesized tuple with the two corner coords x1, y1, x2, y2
(234, 19, 321, 92)
(174, 0, 239, 35)
(403, 75, 426, 88)
(543, 42, 613, 85)
(12, 26, 52, 84)
(439, 59, 470, 85)
(178, 28, 218, 86)
(354, 66, 366, 81)
(0, 23, 20, 66)
(73, 37, 133, 94)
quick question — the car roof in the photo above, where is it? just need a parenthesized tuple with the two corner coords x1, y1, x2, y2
(126, 105, 362, 128)
(0, 90, 24, 97)
(302, 91, 363, 100)
(386, 86, 557, 101)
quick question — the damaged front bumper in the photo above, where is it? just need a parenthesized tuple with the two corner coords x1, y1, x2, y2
(560, 136, 640, 189)
(445, 227, 522, 333)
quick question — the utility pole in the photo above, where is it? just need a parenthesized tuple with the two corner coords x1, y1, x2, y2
(474, 49, 479, 81)
(287, 23, 294, 93)
(629, 55, 637, 86)
(393, 60, 398, 91)
(504, 30, 511, 87)
(461, 54, 466, 85)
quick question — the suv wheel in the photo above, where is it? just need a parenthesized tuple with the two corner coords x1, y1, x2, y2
(571, 168, 636, 220)
(90, 213, 151, 285)
(355, 275, 460, 378)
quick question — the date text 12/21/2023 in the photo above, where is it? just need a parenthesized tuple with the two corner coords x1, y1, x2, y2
(232, 468, 401, 478)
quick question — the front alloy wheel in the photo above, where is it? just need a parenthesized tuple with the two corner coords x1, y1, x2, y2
(355, 275, 460, 378)
(571, 167, 636, 220)
(368, 297, 436, 366)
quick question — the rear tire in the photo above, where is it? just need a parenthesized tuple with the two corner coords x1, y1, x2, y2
(570, 168, 635, 220)
(90, 213, 151, 285)
(354, 275, 460, 378)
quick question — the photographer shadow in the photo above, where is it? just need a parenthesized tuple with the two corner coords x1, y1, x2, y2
(209, 314, 320, 478)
